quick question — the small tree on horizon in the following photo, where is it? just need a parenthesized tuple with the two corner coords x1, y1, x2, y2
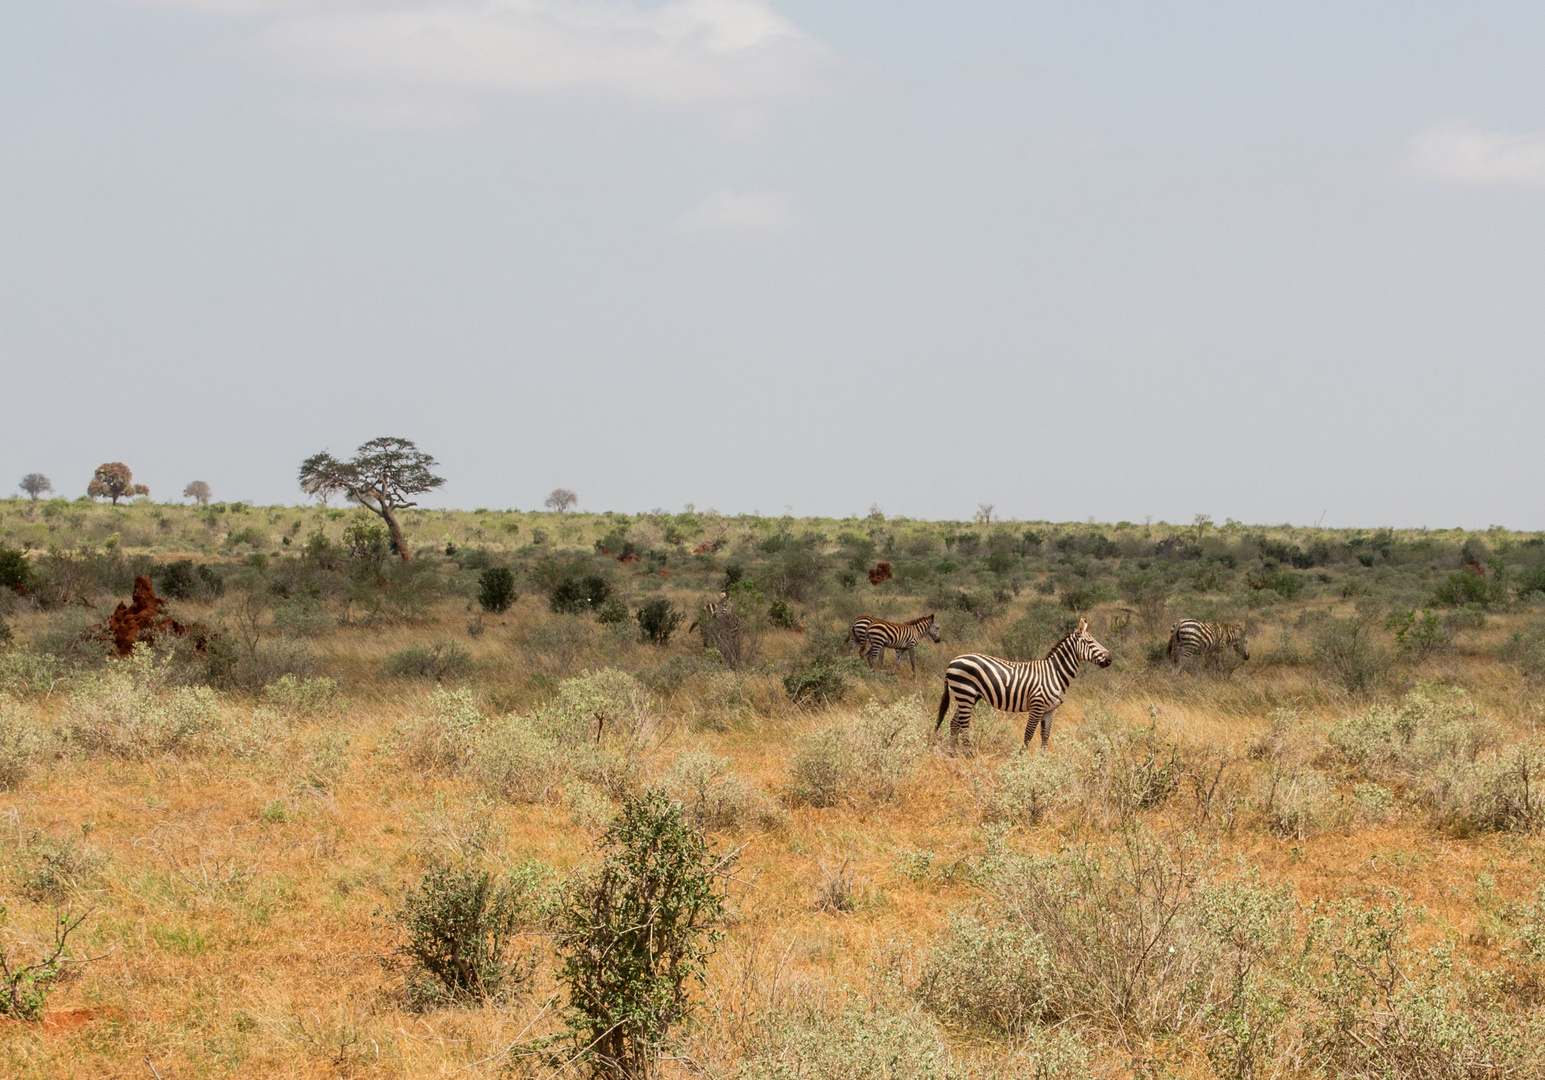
(298, 437, 445, 563)
(19, 474, 52, 501)
(87, 463, 148, 505)
(183, 480, 212, 506)
(545, 488, 578, 513)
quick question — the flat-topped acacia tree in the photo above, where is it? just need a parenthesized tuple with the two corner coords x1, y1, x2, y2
(299, 437, 445, 563)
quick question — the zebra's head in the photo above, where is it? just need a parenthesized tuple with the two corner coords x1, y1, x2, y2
(1223, 622, 1250, 660)
(922, 614, 941, 642)
(1073, 618, 1113, 668)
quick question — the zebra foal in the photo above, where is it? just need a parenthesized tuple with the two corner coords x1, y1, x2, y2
(934, 618, 1112, 749)
(845, 614, 941, 673)
(1166, 619, 1249, 665)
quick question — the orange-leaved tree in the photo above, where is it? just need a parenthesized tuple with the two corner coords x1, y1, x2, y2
(87, 463, 148, 504)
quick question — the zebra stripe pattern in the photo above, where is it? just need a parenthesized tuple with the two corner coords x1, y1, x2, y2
(1166, 619, 1249, 663)
(847, 614, 941, 672)
(934, 618, 1112, 748)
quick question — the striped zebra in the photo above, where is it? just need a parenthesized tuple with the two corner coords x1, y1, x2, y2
(1166, 619, 1249, 665)
(934, 618, 1112, 749)
(846, 614, 941, 673)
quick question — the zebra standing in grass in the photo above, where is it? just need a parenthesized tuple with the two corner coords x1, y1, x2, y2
(1166, 619, 1249, 665)
(935, 618, 1112, 749)
(847, 614, 941, 673)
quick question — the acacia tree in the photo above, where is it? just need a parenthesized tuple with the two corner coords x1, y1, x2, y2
(298, 437, 445, 562)
(183, 480, 212, 506)
(545, 488, 578, 512)
(19, 474, 52, 501)
(87, 463, 148, 504)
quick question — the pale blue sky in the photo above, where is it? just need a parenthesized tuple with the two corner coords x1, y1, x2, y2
(4, 2, 1543, 526)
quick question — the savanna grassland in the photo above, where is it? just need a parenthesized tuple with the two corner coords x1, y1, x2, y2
(1, 498, 1544, 1079)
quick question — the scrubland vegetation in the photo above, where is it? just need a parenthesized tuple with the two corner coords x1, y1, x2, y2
(1, 498, 1544, 1077)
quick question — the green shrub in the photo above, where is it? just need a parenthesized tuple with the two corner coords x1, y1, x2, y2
(1310, 616, 1390, 693)
(919, 914, 1057, 1037)
(396, 688, 485, 773)
(986, 750, 1078, 825)
(767, 598, 801, 630)
(477, 566, 517, 613)
(394, 860, 547, 1006)
(1432, 567, 1506, 608)
(783, 657, 855, 707)
(787, 697, 927, 807)
(595, 596, 630, 626)
(662, 751, 779, 833)
(0, 697, 44, 790)
(474, 669, 656, 804)
(1503, 620, 1545, 681)
(0, 906, 91, 1021)
(550, 574, 611, 615)
(260, 674, 339, 716)
(939, 828, 1296, 1050)
(0, 548, 30, 594)
(64, 646, 224, 758)
(473, 721, 564, 803)
(383, 640, 475, 682)
(997, 600, 1072, 662)
(156, 559, 199, 601)
(1384, 608, 1448, 657)
(1059, 581, 1113, 612)
(556, 791, 735, 1080)
(636, 598, 682, 644)
(739, 998, 955, 1080)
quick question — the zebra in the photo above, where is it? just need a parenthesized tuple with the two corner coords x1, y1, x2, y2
(1166, 619, 1249, 665)
(847, 614, 941, 673)
(934, 618, 1112, 749)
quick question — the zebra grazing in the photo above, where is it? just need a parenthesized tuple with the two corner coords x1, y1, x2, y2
(847, 614, 941, 673)
(1166, 619, 1249, 665)
(934, 619, 1112, 749)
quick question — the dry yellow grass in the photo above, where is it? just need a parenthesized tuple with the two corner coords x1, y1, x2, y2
(0, 590, 1541, 1078)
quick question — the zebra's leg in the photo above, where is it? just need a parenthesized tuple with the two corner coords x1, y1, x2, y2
(907, 647, 918, 674)
(949, 699, 974, 749)
(1039, 705, 1062, 748)
(894, 646, 912, 674)
(866, 642, 884, 669)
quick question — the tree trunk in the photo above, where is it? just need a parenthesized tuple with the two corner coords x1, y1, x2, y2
(381, 507, 412, 562)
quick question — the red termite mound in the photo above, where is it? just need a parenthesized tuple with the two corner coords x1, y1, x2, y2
(868, 561, 894, 585)
(100, 576, 207, 657)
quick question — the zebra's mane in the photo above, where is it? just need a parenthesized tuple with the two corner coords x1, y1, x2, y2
(1043, 625, 1082, 660)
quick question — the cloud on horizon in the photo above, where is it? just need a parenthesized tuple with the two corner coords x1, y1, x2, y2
(1409, 121, 1545, 189)
(129, 0, 856, 127)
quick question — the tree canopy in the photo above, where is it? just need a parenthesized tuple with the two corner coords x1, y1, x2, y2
(19, 474, 51, 501)
(298, 437, 445, 561)
(183, 481, 212, 506)
(87, 463, 148, 504)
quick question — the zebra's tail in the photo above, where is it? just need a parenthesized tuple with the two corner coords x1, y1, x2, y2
(1166, 624, 1179, 658)
(934, 683, 951, 733)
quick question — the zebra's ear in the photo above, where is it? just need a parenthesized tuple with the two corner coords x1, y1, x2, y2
(1077, 617, 1088, 632)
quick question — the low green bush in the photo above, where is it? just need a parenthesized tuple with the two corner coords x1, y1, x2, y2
(476, 566, 516, 613)
(786, 697, 927, 807)
(260, 674, 339, 716)
(783, 657, 856, 707)
(383, 640, 475, 682)
(557, 792, 735, 1080)
(393, 860, 549, 1006)
(636, 598, 682, 644)
(1310, 616, 1391, 693)
(549, 573, 611, 615)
